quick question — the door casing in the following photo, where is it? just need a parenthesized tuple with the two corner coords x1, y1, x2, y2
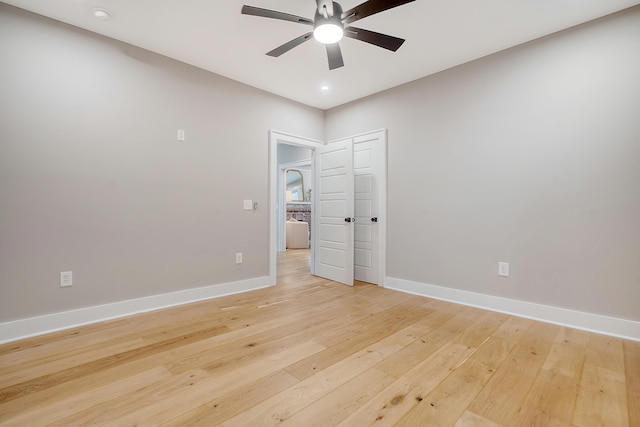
(268, 129, 387, 287)
(269, 131, 322, 285)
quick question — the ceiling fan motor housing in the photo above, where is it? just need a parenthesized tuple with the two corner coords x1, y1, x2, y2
(314, 1, 344, 32)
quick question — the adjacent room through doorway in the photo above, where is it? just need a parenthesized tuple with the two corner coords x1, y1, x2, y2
(277, 143, 313, 277)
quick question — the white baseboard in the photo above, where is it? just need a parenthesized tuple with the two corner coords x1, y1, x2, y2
(0, 276, 271, 344)
(385, 277, 640, 342)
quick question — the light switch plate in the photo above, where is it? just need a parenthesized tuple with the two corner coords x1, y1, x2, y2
(243, 200, 253, 210)
(498, 262, 510, 277)
(60, 271, 73, 287)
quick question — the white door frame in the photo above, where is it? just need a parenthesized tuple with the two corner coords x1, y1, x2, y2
(269, 129, 387, 288)
(269, 130, 323, 286)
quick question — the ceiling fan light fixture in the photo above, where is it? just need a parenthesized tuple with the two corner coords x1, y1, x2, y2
(241, 0, 414, 69)
(313, 23, 343, 44)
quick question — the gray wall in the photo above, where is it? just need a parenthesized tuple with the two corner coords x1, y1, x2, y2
(0, 4, 324, 322)
(277, 144, 313, 165)
(326, 7, 640, 321)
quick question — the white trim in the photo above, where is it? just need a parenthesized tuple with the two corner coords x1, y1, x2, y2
(0, 276, 270, 344)
(385, 277, 640, 342)
(269, 130, 323, 286)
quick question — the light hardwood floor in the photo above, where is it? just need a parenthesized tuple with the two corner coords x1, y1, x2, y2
(1, 249, 638, 426)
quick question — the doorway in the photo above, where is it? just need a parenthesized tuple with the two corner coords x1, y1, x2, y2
(268, 131, 323, 286)
(279, 159, 312, 253)
(268, 129, 387, 288)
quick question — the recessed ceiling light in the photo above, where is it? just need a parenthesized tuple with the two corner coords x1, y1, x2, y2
(93, 8, 111, 21)
(321, 85, 330, 91)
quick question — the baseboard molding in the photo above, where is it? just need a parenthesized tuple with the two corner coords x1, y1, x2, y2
(385, 277, 640, 342)
(0, 276, 271, 344)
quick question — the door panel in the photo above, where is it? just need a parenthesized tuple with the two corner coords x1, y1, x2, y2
(319, 224, 346, 243)
(354, 132, 384, 284)
(314, 138, 354, 286)
(355, 175, 372, 193)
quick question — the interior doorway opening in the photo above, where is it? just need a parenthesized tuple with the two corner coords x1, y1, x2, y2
(268, 129, 387, 288)
(277, 145, 314, 280)
(268, 131, 323, 286)
(277, 147, 313, 254)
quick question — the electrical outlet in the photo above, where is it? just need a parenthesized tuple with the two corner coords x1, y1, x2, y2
(177, 129, 185, 141)
(236, 253, 243, 264)
(498, 262, 510, 277)
(60, 271, 73, 287)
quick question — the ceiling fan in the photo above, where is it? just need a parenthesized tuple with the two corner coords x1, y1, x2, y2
(241, 0, 415, 70)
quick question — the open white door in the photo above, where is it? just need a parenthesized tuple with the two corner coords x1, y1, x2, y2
(354, 130, 386, 284)
(314, 138, 354, 286)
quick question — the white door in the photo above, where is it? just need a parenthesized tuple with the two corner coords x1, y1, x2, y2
(314, 138, 354, 286)
(354, 131, 385, 284)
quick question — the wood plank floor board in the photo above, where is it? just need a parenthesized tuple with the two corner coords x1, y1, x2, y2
(0, 365, 173, 425)
(337, 340, 476, 427)
(72, 340, 326, 426)
(395, 336, 514, 427)
(572, 363, 629, 427)
(490, 315, 534, 343)
(0, 324, 231, 404)
(0, 318, 132, 357)
(584, 332, 626, 373)
(164, 299, 378, 375)
(0, 336, 146, 387)
(572, 332, 630, 427)
(505, 328, 588, 426)
(454, 411, 503, 427)
(451, 311, 509, 348)
(283, 302, 434, 381)
(372, 307, 463, 378)
(467, 321, 560, 425)
(163, 285, 427, 379)
(0, 249, 637, 426)
(45, 366, 197, 427)
(374, 306, 492, 379)
(278, 367, 397, 427)
(220, 321, 431, 427)
(0, 319, 136, 369)
(159, 370, 301, 426)
(623, 339, 640, 426)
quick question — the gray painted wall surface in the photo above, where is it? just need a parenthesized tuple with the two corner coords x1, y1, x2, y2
(0, 4, 324, 322)
(277, 144, 312, 165)
(325, 7, 640, 321)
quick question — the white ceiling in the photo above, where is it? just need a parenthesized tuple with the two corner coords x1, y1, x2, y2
(3, 0, 639, 109)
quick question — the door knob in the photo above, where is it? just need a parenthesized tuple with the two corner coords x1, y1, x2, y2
(344, 217, 355, 223)
(371, 217, 378, 223)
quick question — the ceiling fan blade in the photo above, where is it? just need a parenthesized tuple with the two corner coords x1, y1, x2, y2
(242, 5, 313, 26)
(344, 26, 405, 51)
(266, 33, 314, 57)
(326, 43, 344, 70)
(341, 0, 415, 25)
